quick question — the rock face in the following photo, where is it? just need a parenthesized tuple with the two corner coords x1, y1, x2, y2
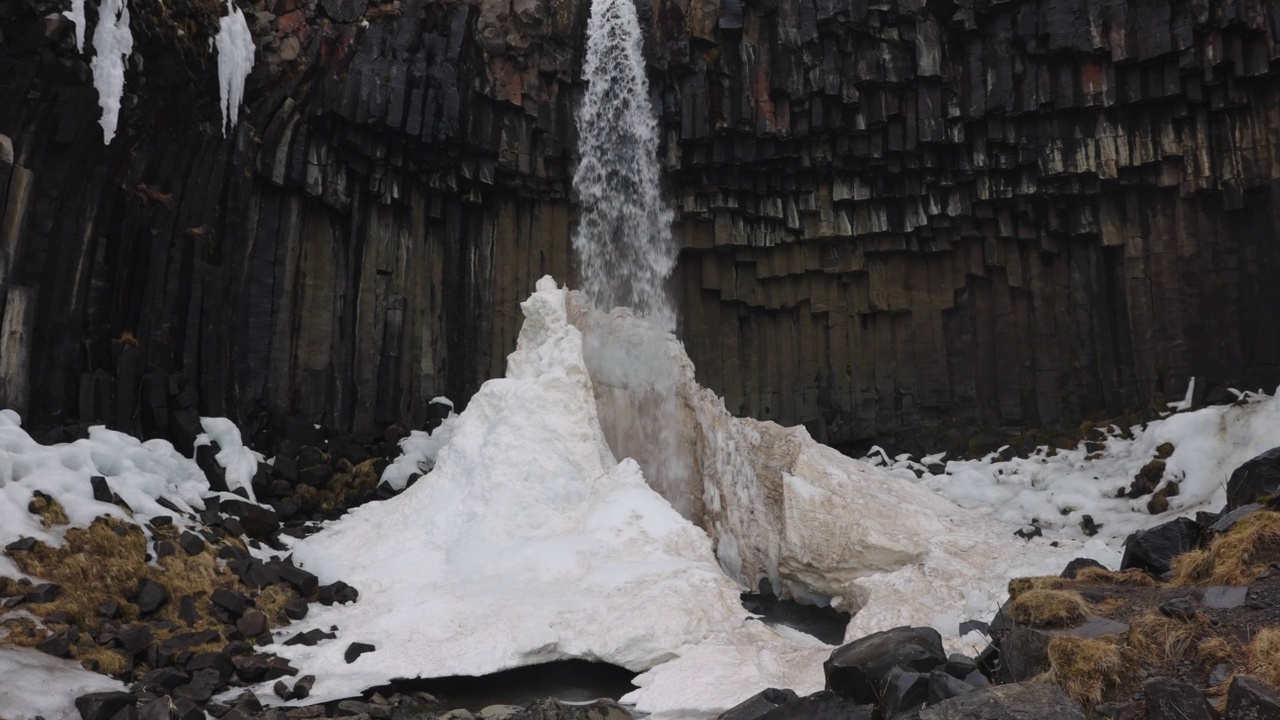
(2, 0, 1280, 446)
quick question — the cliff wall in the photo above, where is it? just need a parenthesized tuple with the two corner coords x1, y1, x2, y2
(1, 0, 1278, 449)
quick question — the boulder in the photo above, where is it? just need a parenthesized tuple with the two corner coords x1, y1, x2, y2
(75, 692, 137, 720)
(1226, 447, 1280, 510)
(1225, 675, 1280, 719)
(1143, 677, 1215, 720)
(754, 691, 873, 720)
(1211, 504, 1265, 534)
(919, 683, 1085, 719)
(717, 688, 798, 720)
(881, 666, 929, 717)
(344, 642, 376, 663)
(134, 579, 168, 615)
(927, 670, 975, 704)
(824, 627, 947, 704)
(1120, 517, 1206, 575)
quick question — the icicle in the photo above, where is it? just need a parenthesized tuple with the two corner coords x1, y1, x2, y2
(215, 0, 256, 136)
(64, 0, 86, 51)
(90, 0, 132, 144)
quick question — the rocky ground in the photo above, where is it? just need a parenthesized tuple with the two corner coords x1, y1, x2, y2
(3, 416, 1280, 720)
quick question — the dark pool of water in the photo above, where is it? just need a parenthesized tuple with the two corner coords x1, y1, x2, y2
(741, 587, 850, 646)
(384, 659, 638, 714)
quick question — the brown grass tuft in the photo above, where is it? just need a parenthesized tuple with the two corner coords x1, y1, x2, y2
(1197, 635, 1236, 668)
(1074, 566, 1158, 586)
(255, 583, 298, 625)
(1, 617, 47, 647)
(1128, 610, 1203, 667)
(1248, 627, 1280, 688)
(1044, 636, 1127, 709)
(1007, 576, 1068, 600)
(74, 643, 131, 677)
(29, 494, 69, 527)
(1008, 589, 1088, 629)
(1172, 511, 1280, 585)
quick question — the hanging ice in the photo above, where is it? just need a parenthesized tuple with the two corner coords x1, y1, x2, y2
(89, 0, 132, 144)
(215, 0, 256, 135)
(64, 0, 86, 51)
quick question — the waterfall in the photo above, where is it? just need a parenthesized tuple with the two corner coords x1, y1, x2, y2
(572, 0, 676, 331)
(572, 0, 698, 521)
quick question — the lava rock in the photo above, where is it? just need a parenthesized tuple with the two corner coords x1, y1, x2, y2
(718, 688, 800, 720)
(292, 674, 316, 699)
(919, 682, 1085, 719)
(6, 537, 37, 552)
(37, 628, 74, 657)
(1060, 557, 1104, 579)
(1158, 597, 1197, 621)
(173, 668, 222, 702)
(882, 666, 929, 717)
(196, 443, 229, 493)
(1143, 677, 1215, 720)
(283, 597, 309, 620)
(825, 626, 947, 704)
(928, 669, 975, 704)
(186, 651, 235, 685)
(284, 628, 337, 646)
(1226, 447, 1280, 510)
(134, 579, 168, 615)
(943, 654, 976, 680)
(139, 667, 190, 694)
(75, 692, 137, 720)
(1225, 674, 1280, 719)
(1120, 517, 1206, 575)
(345, 642, 376, 663)
(233, 654, 272, 682)
(136, 697, 172, 720)
(98, 600, 120, 619)
(117, 624, 154, 655)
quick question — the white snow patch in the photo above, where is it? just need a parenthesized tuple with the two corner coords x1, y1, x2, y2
(215, 0, 255, 135)
(194, 417, 262, 502)
(379, 412, 459, 492)
(0, 646, 128, 720)
(89, 0, 132, 143)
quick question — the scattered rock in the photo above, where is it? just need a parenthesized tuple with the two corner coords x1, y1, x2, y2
(25, 582, 60, 603)
(753, 690, 872, 719)
(1060, 558, 1104, 579)
(918, 682, 1085, 719)
(881, 666, 929, 716)
(75, 692, 137, 720)
(134, 579, 168, 615)
(178, 531, 207, 555)
(927, 669, 975, 704)
(1202, 586, 1250, 609)
(1120, 517, 1206, 576)
(90, 476, 113, 502)
(718, 688, 799, 720)
(1211, 504, 1265, 534)
(1226, 447, 1280, 510)
(1143, 677, 1215, 720)
(237, 609, 268, 637)
(824, 626, 947, 704)
(1225, 675, 1280, 719)
(317, 581, 359, 605)
(344, 641, 376, 663)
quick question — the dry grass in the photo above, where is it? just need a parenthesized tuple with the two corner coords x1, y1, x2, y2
(1197, 635, 1235, 668)
(1007, 589, 1088, 629)
(1, 617, 46, 647)
(256, 583, 298, 625)
(1172, 511, 1280, 585)
(29, 494, 69, 528)
(1007, 576, 1068, 600)
(74, 643, 131, 677)
(1128, 610, 1204, 667)
(1248, 627, 1280, 688)
(1074, 566, 1158, 586)
(1044, 636, 1127, 709)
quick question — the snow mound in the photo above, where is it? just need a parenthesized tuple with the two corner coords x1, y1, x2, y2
(267, 278, 1094, 716)
(0, 646, 128, 720)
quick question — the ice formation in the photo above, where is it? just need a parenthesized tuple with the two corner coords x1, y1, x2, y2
(89, 0, 132, 143)
(215, 0, 256, 135)
(571, 0, 676, 330)
(261, 279, 1098, 717)
(64, 0, 86, 51)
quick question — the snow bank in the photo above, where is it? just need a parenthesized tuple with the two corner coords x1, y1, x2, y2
(195, 417, 262, 502)
(0, 646, 128, 720)
(215, 0, 255, 135)
(0, 409, 209, 578)
(89, 0, 132, 143)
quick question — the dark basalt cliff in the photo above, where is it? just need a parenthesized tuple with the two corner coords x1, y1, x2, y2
(1, 0, 1278, 449)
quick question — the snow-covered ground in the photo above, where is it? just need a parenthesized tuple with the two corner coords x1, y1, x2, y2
(0, 646, 128, 720)
(2, 278, 1279, 719)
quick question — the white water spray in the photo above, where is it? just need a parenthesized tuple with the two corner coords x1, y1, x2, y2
(572, 0, 676, 331)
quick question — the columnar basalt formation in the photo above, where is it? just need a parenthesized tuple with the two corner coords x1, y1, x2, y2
(0, 0, 1278, 449)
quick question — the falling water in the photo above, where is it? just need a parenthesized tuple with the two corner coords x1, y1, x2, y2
(572, 0, 676, 330)
(572, 0, 697, 520)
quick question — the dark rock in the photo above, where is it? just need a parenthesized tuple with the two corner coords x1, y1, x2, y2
(336, 701, 369, 717)
(237, 610, 267, 638)
(91, 476, 113, 502)
(824, 627, 947, 704)
(882, 666, 929, 717)
(918, 683, 1085, 719)
(927, 669, 975, 705)
(1226, 447, 1280, 510)
(1225, 674, 1280, 719)
(273, 455, 299, 482)
(344, 642, 376, 663)
(1014, 525, 1042, 540)
(178, 596, 199, 626)
(139, 667, 190, 694)
(755, 690, 873, 719)
(25, 582, 59, 603)
(134, 580, 168, 615)
(1143, 677, 1215, 720)
(957, 620, 988, 636)
(220, 499, 281, 540)
(171, 698, 204, 720)
(154, 539, 176, 558)
(298, 464, 334, 486)
(1158, 597, 1197, 621)
(196, 444, 228, 494)
(211, 587, 250, 618)
(284, 628, 336, 646)
(37, 628, 75, 657)
(136, 697, 173, 720)
(943, 654, 976, 679)
(173, 668, 221, 702)
(229, 558, 279, 589)
(6, 537, 37, 552)
(718, 688, 800, 720)
(269, 561, 319, 597)
(264, 655, 299, 680)
(1211, 504, 1265, 534)
(186, 652, 235, 684)
(75, 692, 137, 720)
(292, 674, 315, 700)
(1120, 517, 1206, 576)
(99, 600, 121, 619)
(117, 624, 154, 655)
(1061, 558, 1104, 579)
(234, 654, 272, 682)
(177, 532, 206, 555)
(1079, 516, 1102, 537)
(283, 597, 309, 620)
(317, 581, 359, 605)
